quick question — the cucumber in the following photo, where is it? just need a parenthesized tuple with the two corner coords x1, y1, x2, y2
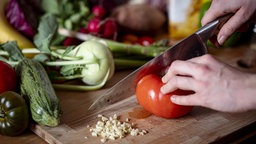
(16, 58, 60, 127)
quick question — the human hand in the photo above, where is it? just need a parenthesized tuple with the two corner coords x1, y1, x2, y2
(161, 54, 256, 112)
(201, 0, 256, 45)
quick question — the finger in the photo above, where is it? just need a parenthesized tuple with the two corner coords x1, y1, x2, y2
(201, 0, 226, 26)
(189, 55, 225, 73)
(189, 54, 218, 65)
(218, 8, 252, 44)
(162, 60, 196, 83)
(187, 54, 209, 64)
(170, 94, 201, 106)
(161, 76, 195, 94)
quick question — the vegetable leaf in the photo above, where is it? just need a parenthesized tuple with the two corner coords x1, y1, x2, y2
(0, 41, 24, 61)
(60, 64, 83, 76)
(33, 54, 50, 63)
(41, 0, 63, 15)
(62, 46, 75, 56)
(34, 14, 58, 54)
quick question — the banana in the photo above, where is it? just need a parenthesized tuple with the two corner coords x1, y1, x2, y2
(0, 0, 35, 48)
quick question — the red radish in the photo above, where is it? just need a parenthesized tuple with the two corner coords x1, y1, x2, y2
(87, 18, 101, 33)
(92, 5, 106, 19)
(79, 28, 89, 34)
(63, 37, 81, 46)
(101, 19, 117, 39)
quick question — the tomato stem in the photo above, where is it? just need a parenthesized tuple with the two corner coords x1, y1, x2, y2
(0, 108, 4, 118)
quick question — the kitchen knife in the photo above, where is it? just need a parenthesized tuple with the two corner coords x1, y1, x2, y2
(89, 14, 232, 111)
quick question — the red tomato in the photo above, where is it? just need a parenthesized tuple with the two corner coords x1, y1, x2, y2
(135, 74, 193, 118)
(0, 61, 17, 94)
(121, 34, 138, 44)
(137, 36, 154, 46)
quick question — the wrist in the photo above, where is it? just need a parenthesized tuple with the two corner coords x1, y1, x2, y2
(242, 74, 256, 111)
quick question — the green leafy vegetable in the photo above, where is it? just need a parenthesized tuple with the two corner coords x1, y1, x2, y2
(41, 0, 90, 30)
(33, 14, 115, 90)
(34, 14, 58, 54)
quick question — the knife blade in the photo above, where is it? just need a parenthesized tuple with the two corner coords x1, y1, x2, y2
(89, 14, 232, 111)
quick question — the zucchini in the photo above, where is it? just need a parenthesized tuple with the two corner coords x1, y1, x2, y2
(16, 58, 60, 127)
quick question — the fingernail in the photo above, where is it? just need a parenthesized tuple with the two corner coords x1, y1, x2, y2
(170, 96, 176, 102)
(218, 35, 226, 45)
(161, 76, 166, 83)
(160, 86, 165, 93)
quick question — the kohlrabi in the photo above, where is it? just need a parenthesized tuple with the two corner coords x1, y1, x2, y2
(71, 41, 114, 85)
(46, 40, 115, 86)
(33, 14, 115, 90)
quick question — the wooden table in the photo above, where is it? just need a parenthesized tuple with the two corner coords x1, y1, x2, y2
(1, 44, 256, 144)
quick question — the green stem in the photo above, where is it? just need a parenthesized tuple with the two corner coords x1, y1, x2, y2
(51, 74, 84, 80)
(0, 108, 4, 118)
(0, 57, 18, 66)
(50, 50, 82, 61)
(1, 47, 83, 61)
(53, 69, 110, 91)
(104, 39, 167, 57)
(0, 48, 41, 56)
(45, 59, 97, 66)
(114, 58, 148, 69)
(58, 28, 169, 57)
(53, 83, 104, 91)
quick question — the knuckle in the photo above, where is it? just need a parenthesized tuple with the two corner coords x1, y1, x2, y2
(168, 76, 178, 89)
(222, 25, 235, 36)
(171, 60, 182, 67)
(194, 64, 210, 76)
(202, 54, 214, 61)
(240, 8, 251, 22)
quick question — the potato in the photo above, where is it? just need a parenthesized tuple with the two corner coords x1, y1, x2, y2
(111, 4, 166, 34)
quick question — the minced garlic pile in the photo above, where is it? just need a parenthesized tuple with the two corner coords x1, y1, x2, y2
(88, 114, 147, 143)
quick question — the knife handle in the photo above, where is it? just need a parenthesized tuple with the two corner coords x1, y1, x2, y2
(208, 14, 233, 47)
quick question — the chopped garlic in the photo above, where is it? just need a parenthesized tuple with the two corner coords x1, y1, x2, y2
(101, 138, 106, 143)
(91, 132, 98, 137)
(89, 114, 147, 143)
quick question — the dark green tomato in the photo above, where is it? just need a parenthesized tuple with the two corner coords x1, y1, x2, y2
(0, 91, 29, 136)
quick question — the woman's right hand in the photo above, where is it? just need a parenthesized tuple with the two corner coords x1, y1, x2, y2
(161, 54, 256, 113)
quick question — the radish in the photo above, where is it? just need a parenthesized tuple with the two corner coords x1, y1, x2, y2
(63, 37, 81, 46)
(92, 5, 106, 19)
(86, 18, 101, 33)
(101, 19, 117, 39)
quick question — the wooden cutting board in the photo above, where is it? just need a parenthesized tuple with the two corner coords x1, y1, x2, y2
(30, 45, 256, 144)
